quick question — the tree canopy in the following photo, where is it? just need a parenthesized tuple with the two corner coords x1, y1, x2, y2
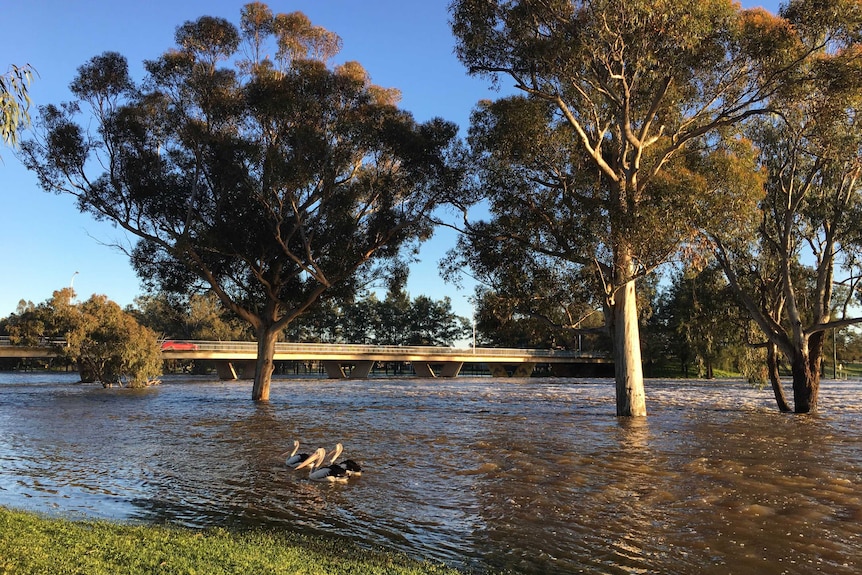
(448, 0, 820, 415)
(5, 288, 162, 387)
(289, 288, 470, 347)
(21, 3, 462, 401)
(709, 6, 862, 412)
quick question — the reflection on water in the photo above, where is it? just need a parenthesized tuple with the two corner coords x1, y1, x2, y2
(1, 373, 860, 574)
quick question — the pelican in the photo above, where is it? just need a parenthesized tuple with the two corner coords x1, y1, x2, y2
(329, 442, 363, 477)
(281, 440, 311, 468)
(296, 447, 349, 483)
(336, 458, 363, 477)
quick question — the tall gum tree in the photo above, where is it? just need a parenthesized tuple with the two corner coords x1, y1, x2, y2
(21, 3, 462, 401)
(449, 0, 812, 415)
(710, 3, 862, 413)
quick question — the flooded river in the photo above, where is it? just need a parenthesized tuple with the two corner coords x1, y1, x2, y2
(1, 373, 860, 574)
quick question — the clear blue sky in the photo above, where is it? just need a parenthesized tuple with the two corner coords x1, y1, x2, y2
(1, 0, 780, 325)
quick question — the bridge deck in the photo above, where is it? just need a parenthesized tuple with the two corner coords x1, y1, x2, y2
(0, 338, 609, 364)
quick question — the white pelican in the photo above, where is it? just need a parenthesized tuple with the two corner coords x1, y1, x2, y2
(281, 440, 311, 468)
(329, 442, 362, 477)
(296, 447, 349, 483)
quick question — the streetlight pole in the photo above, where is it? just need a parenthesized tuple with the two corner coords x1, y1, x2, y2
(465, 295, 477, 353)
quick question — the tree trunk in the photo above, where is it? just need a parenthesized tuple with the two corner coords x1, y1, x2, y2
(766, 343, 792, 413)
(612, 279, 647, 417)
(790, 332, 822, 414)
(252, 328, 279, 401)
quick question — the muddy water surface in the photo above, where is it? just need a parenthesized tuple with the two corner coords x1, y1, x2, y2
(1, 374, 860, 574)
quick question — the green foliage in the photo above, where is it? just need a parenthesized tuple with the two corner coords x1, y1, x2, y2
(652, 263, 756, 378)
(707, 4, 862, 411)
(4, 289, 161, 387)
(67, 295, 163, 387)
(21, 3, 462, 400)
(133, 292, 251, 341)
(289, 289, 471, 347)
(472, 287, 608, 351)
(448, 0, 785, 287)
(1, 63, 34, 153)
(448, 0, 862, 414)
(4, 299, 47, 346)
(447, 0, 805, 415)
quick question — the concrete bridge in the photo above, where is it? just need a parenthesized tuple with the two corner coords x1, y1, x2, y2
(0, 338, 612, 379)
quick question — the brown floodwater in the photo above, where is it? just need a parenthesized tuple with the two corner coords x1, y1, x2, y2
(0, 373, 860, 574)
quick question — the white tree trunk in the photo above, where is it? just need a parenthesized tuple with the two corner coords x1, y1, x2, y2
(613, 279, 647, 416)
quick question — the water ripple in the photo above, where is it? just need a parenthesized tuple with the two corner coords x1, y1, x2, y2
(1, 375, 861, 574)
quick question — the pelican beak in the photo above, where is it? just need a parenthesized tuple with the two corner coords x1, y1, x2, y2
(294, 451, 315, 470)
(296, 448, 325, 470)
(327, 443, 344, 464)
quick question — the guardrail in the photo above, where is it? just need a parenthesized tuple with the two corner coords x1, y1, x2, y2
(0, 336, 608, 359)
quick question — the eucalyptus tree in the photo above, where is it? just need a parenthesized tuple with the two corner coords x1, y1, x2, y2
(710, 3, 862, 413)
(373, 286, 412, 346)
(5, 288, 162, 386)
(4, 300, 44, 346)
(448, 0, 812, 415)
(443, 226, 602, 350)
(66, 294, 163, 387)
(339, 295, 380, 344)
(21, 3, 461, 401)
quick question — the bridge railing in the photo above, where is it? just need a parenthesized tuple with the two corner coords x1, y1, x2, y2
(172, 340, 607, 358)
(0, 336, 608, 359)
(0, 336, 67, 347)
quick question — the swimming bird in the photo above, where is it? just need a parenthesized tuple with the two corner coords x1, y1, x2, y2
(296, 447, 349, 483)
(336, 458, 363, 477)
(281, 440, 311, 468)
(329, 443, 363, 477)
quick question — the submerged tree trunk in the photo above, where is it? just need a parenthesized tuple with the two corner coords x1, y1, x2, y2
(766, 343, 792, 413)
(252, 328, 279, 401)
(789, 332, 822, 414)
(611, 279, 647, 417)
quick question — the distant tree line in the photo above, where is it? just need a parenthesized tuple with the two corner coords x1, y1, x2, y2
(130, 283, 470, 347)
(5, 269, 860, 385)
(643, 263, 862, 385)
(0, 284, 471, 381)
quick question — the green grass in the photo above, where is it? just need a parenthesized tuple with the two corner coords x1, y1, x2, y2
(0, 507, 470, 575)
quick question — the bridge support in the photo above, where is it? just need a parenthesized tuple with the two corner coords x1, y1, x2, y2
(488, 363, 536, 377)
(412, 361, 464, 378)
(323, 360, 375, 379)
(215, 360, 256, 380)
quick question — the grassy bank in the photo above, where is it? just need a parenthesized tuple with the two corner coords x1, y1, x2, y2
(0, 507, 469, 575)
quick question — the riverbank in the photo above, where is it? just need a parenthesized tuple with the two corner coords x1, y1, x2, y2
(0, 506, 467, 575)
